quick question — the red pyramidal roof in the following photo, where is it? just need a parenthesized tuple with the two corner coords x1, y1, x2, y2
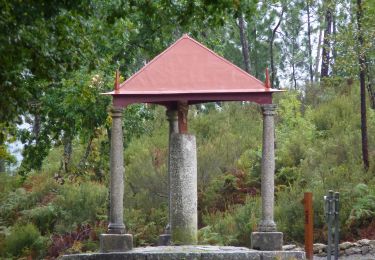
(107, 34, 281, 107)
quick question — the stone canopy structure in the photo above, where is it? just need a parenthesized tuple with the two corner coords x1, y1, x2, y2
(101, 34, 284, 252)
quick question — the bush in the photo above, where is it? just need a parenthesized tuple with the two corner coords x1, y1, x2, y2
(125, 207, 167, 246)
(200, 196, 260, 246)
(20, 204, 58, 235)
(3, 223, 48, 258)
(54, 182, 107, 233)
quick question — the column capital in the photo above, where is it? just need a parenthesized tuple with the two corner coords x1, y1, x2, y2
(261, 104, 277, 116)
(111, 107, 123, 117)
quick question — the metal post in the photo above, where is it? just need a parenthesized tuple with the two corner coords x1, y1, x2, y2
(304, 192, 314, 260)
(334, 192, 340, 260)
(326, 190, 334, 260)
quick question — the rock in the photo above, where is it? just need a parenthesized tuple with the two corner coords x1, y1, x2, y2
(369, 240, 375, 248)
(340, 241, 354, 250)
(361, 245, 370, 255)
(358, 239, 371, 246)
(345, 246, 362, 255)
(282, 244, 296, 251)
(317, 251, 327, 257)
(313, 243, 327, 254)
(294, 247, 303, 251)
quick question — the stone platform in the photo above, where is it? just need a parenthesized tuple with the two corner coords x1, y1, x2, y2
(62, 245, 305, 260)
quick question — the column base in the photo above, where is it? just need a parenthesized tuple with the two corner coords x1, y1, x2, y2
(158, 234, 172, 245)
(100, 233, 133, 252)
(258, 220, 277, 232)
(251, 232, 283, 251)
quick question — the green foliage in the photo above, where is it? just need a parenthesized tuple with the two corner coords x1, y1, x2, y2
(275, 186, 305, 243)
(347, 184, 375, 227)
(3, 223, 48, 258)
(0, 188, 29, 226)
(54, 182, 108, 233)
(200, 197, 260, 246)
(20, 204, 58, 235)
(125, 207, 167, 246)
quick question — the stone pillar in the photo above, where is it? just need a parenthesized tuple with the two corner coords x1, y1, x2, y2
(251, 104, 283, 251)
(159, 109, 178, 245)
(100, 107, 133, 252)
(170, 133, 198, 245)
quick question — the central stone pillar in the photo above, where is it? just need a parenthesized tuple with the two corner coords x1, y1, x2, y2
(170, 133, 198, 245)
(100, 107, 133, 252)
(251, 104, 283, 251)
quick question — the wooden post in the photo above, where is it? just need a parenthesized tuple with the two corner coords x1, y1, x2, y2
(177, 101, 188, 133)
(304, 192, 313, 260)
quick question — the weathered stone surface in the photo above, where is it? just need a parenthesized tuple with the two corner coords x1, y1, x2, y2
(62, 246, 305, 260)
(282, 244, 296, 251)
(100, 234, 133, 253)
(108, 107, 126, 234)
(251, 232, 283, 251)
(313, 243, 327, 254)
(345, 246, 362, 255)
(158, 234, 171, 246)
(261, 251, 305, 260)
(369, 240, 375, 248)
(361, 245, 371, 255)
(169, 134, 197, 245)
(259, 104, 277, 232)
(340, 242, 354, 250)
(358, 239, 371, 246)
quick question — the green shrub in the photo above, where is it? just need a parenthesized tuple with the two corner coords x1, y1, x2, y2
(54, 182, 107, 232)
(347, 184, 375, 229)
(275, 187, 305, 243)
(3, 223, 48, 258)
(200, 211, 238, 245)
(125, 206, 167, 246)
(20, 204, 58, 235)
(200, 196, 260, 246)
(0, 188, 29, 225)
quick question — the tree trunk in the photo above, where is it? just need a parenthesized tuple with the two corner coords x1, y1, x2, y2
(238, 12, 251, 73)
(62, 133, 73, 173)
(0, 159, 5, 173)
(306, 0, 314, 83)
(332, 12, 337, 68)
(292, 61, 297, 90)
(365, 61, 375, 109)
(321, 1, 332, 78)
(357, 0, 369, 170)
(78, 133, 94, 168)
(252, 28, 259, 78)
(270, 9, 284, 88)
(314, 27, 323, 81)
(33, 113, 41, 143)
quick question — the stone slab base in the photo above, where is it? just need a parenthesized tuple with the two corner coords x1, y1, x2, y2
(251, 232, 283, 251)
(158, 234, 171, 245)
(100, 234, 133, 253)
(62, 245, 305, 259)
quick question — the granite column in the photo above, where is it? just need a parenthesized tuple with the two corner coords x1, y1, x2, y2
(159, 109, 178, 245)
(100, 107, 133, 252)
(251, 104, 283, 251)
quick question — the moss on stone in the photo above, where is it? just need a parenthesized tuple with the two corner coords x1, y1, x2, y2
(172, 227, 197, 245)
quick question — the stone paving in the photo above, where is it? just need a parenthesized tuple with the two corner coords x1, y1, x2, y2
(62, 245, 305, 260)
